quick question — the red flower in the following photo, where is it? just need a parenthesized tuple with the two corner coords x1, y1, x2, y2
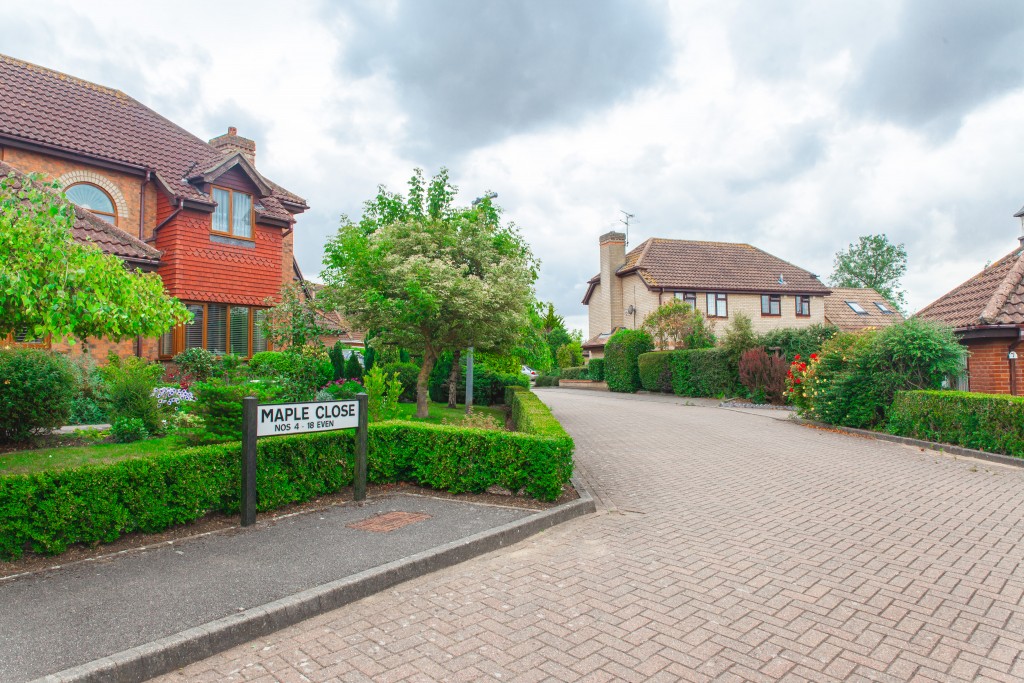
(810, 353, 818, 361)
(794, 354, 801, 361)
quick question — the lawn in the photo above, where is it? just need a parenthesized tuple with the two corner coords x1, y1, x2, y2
(0, 436, 178, 476)
(394, 401, 506, 426)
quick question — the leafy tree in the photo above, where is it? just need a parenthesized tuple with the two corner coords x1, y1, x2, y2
(555, 342, 584, 367)
(642, 300, 715, 350)
(322, 168, 537, 417)
(829, 234, 908, 311)
(541, 302, 564, 334)
(260, 282, 324, 350)
(0, 171, 189, 341)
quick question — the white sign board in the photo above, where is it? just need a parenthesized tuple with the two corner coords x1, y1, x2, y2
(256, 400, 359, 437)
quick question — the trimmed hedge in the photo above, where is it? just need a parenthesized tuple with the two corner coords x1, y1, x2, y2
(559, 366, 588, 380)
(587, 358, 605, 381)
(605, 329, 654, 393)
(638, 351, 673, 393)
(0, 406, 576, 559)
(887, 390, 1024, 457)
(670, 348, 738, 397)
(535, 375, 560, 387)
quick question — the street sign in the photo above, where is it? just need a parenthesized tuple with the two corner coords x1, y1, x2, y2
(256, 399, 359, 436)
(241, 394, 369, 527)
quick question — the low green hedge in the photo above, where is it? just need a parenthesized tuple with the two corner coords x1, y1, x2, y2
(887, 390, 1024, 457)
(670, 348, 737, 397)
(559, 366, 588, 380)
(638, 352, 673, 393)
(535, 375, 560, 387)
(587, 358, 605, 381)
(0, 405, 576, 559)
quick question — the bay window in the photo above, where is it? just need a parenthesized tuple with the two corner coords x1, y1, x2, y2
(160, 303, 270, 359)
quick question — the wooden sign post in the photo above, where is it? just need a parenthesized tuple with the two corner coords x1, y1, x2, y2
(240, 393, 368, 527)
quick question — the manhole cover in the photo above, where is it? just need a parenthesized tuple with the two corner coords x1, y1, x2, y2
(347, 511, 432, 533)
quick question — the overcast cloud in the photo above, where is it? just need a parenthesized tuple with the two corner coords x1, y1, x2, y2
(3, 0, 1024, 333)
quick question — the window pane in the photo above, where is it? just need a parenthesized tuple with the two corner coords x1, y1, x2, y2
(706, 293, 715, 316)
(66, 184, 115, 215)
(230, 306, 250, 356)
(185, 304, 204, 349)
(207, 304, 227, 354)
(771, 297, 780, 315)
(212, 188, 230, 233)
(761, 295, 770, 314)
(160, 329, 174, 356)
(232, 192, 252, 238)
(252, 310, 268, 353)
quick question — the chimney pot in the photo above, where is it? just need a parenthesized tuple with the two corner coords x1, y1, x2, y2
(228, 126, 237, 136)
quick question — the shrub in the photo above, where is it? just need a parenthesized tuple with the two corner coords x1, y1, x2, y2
(0, 349, 77, 442)
(328, 342, 347, 381)
(642, 300, 716, 350)
(322, 379, 365, 400)
(887, 390, 1024, 456)
(722, 313, 758, 364)
(757, 324, 838, 361)
(248, 351, 295, 378)
(172, 348, 217, 382)
(344, 352, 363, 380)
(604, 329, 654, 393)
(68, 356, 109, 425)
(364, 366, 402, 422)
(428, 360, 527, 405)
(99, 354, 166, 435)
(670, 348, 738, 397)
(443, 409, 501, 431)
(535, 375, 560, 387)
(559, 366, 589, 380)
(182, 379, 274, 444)
(555, 342, 583, 368)
(587, 358, 605, 381)
(638, 351, 673, 393)
(381, 361, 420, 403)
(110, 417, 148, 443)
(738, 348, 788, 404)
(0, 414, 575, 559)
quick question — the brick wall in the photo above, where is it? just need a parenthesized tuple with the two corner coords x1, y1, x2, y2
(964, 339, 1024, 395)
(0, 146, 157, 238)
(50, 336, 161, 363)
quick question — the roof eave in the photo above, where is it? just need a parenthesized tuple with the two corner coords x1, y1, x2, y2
(0, 134, 147, 176)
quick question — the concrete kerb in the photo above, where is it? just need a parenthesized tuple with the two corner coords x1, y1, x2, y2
(33, 476, 596, 683)
(791, 417, 1024, 469)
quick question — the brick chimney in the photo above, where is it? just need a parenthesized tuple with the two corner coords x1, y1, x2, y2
(209, 126, 256, 166)
(600, 231, 626, 330)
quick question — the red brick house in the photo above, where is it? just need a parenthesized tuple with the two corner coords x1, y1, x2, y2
(0, 53, 308, 361)
(916, 239, 1024, 394)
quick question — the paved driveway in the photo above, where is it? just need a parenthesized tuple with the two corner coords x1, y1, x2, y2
(158, 389, 1024, 682)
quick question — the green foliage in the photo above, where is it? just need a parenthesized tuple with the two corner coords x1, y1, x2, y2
(183, 380, 272, 445)
(721, 313, 758, 364)
(0, 413, 575, 559)
(249, 346, 332, 403)
(738, 348, 788, 404)
(797, 319, 965, 428)
(604, 329, 654, 393)
(321, 380, 365, 400)
(555, 342, 584, 368)
(638, 352, 674, 393)
(888, 391, 1024, 457)
(110, 417, 148, 443)
(260, 282, 323, 349)
(757, 324, 838, 361)
(322, 168, 538, 417)
(68, 355, 108, 425)
(344, 351, 363, 380)
(642, 300, 715, 350)
(670, 348, 739, 397)
(428, 356, 528, 405)
(559, 366, 589, 380)
(0, 349, 76, 442)
(829, 234, 908, 311)
(0, 172, 190, 342)
(328, 342, 347, 381)
(587, 358, 605, 381)
(535, 375, 560, 387)
(99, 354, 165, 435)
(172, 348, 217, 382)
(364, 366, 402, 421)
(381, 361, 420, 403)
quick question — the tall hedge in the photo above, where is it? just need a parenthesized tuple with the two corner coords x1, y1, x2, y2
(887, 390, 1024, 457)
(604, 329, 654, 393)
(670, 348, 737, 397)
(587, 358, 605, 381)
(0, 414, 575, 560)
(638, 351, 674, 393)
(559, 366, 588, 380)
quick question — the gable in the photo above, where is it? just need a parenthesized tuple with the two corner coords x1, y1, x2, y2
(209, 166, 262, 196)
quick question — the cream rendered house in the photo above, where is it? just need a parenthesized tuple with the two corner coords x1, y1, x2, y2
(582, 232, 831, 358)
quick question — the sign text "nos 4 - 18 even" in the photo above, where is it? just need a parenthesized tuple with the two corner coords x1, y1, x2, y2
(256, 399, 359, 437)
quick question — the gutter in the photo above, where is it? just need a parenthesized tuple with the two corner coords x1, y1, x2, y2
(153, 198, 184, 236)
(138, 170, 151, 240)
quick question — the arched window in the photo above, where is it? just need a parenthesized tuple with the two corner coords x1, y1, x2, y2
(65, 183, 117, 224)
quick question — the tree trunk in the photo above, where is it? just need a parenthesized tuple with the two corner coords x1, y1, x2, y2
(447, 349, 461, 409)
(416, 351, 437, 419)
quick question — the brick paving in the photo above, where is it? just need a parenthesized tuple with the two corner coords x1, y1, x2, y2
(156, 389, 1024, 682)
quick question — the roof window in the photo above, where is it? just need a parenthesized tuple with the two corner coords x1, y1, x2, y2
(845, 301, 868, 315)
(874, 301, 893, 314)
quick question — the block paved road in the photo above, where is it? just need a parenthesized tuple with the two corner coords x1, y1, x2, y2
(156, 389, 1024, 682)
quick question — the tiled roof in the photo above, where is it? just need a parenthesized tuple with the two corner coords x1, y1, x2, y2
(917, 246, 1024, 329)
(0, 53, 307, 213)
(1, 160, 161, 264)
(823, 287, 904, 332)
(588, 238, 830, 295)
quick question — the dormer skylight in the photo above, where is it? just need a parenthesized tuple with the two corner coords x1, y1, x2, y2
(874, 301, 893, 314)
(846, 301, 868, 315)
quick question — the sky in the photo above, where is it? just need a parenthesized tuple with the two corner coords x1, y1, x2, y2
(4, 0, 1024, 333)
